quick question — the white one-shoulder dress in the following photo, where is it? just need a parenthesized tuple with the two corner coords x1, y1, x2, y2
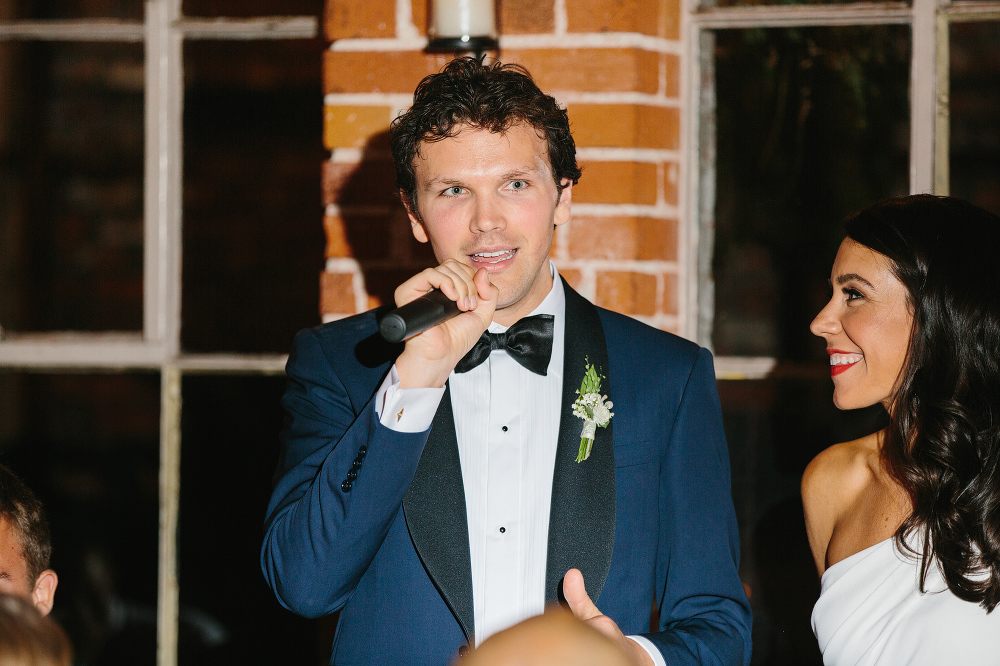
(811, 537, 1000, 665)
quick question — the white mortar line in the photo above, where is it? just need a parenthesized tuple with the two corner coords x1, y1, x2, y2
(572, 203, 679, 218)
(577, 147, 680, 162)
(353, 270, 368, 314)
(329, 33, 682, 52)
(324, 93, 414, 106)
(397, 0, 419, 40)
(325, 257, 363, 273)
(326, 204, 396, 217)
(554, 0, 568, 35)
(553, 91, 680, 105)
(501, 32, 681, 52)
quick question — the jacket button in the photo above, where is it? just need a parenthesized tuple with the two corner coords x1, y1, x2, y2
(341, 480, 353, 492)
(458, 645, 470, 657)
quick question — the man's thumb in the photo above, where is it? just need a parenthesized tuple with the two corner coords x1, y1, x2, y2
(563, 568, 600, 620)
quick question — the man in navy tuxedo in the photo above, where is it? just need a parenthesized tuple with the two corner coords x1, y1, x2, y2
(262, 57, 751, 665)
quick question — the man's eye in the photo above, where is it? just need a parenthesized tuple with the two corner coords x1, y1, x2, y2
(509, 180, 527, 190)
(444, 186, 463, 196)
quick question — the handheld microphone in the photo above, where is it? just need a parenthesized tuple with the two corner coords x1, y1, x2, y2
(379, 289, 462, 343)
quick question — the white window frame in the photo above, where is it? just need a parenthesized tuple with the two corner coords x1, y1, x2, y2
(0, 2, 317, 664)
(682, 0, 1000, 379)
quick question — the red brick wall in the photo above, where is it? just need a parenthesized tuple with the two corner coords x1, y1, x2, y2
(322, 0, 683, 333)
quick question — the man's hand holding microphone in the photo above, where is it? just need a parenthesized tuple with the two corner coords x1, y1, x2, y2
(387, 259, 498, 390)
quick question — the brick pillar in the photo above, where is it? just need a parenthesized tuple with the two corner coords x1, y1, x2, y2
(322, 0, 682, 333)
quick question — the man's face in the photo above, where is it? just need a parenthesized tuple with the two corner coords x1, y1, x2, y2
(0, 518, 33, 598)
(406, 122, 572, 326)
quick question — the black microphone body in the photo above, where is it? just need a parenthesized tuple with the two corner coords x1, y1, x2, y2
(379, 289, 462, 343)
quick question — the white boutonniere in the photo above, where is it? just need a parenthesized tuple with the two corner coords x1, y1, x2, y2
(572, 358, 613, 463)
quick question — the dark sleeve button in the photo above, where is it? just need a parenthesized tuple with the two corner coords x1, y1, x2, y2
(346, 470, 358, 481)
(458, 645, 470, 657)
(352, 459, 363, 470)
(341, 480, 353, 492)
(358, 445, 367, 457)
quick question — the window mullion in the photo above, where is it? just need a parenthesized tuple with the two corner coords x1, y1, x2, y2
(147, 1, 183, 665)
(910, 0, 940, 193)
(158, 363, 182, 666)
(934, 11, 950, 194)
(144, 0, 183, 356)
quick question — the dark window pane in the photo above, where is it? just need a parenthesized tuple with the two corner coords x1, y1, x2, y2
(178, 375, 324, 665)
(182, 0, 321, 18)
(949, 20, 1000, 217)
(0, 371, 160, 666)
(721, 376, 885, 665)
(0, 0, 143, 20)
(0, 41, 144, 334)
(181, 39, 325, 353)
(712, 26, 910, 360)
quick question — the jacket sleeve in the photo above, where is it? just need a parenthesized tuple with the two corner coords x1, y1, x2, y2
(642, 347, 753, 665)
(260, 327, 430, 617)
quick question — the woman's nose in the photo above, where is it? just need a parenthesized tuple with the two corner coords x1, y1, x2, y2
(810, 301, 840, 338)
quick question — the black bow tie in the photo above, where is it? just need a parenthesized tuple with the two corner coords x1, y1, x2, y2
(454, 314, 555, 376)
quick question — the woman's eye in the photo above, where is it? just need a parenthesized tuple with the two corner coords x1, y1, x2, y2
(844, 287, 864, 302)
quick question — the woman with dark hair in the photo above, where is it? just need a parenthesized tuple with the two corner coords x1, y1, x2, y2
(804, 194, 1000, 664)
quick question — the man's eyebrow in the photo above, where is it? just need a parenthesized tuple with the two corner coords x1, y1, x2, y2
(424, 176, 464, 188)
(834, 273, 876, 289)
(500, 168, 535, 180)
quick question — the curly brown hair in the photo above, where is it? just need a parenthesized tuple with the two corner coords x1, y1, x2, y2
(389, 56, 581, 214)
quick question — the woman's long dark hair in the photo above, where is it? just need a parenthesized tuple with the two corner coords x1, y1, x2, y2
(845, 194, 1000, 611)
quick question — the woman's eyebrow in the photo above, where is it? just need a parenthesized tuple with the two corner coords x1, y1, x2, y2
(835, 273, 876, 290)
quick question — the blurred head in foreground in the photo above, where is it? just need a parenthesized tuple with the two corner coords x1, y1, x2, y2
(0, 592, 73, 666)
(459, 610, 632, 666)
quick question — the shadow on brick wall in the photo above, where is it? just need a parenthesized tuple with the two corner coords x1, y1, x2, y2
(333, 130, 436, 308)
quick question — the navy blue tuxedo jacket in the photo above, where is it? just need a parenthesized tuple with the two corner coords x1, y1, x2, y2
(261, 280, 751, 665)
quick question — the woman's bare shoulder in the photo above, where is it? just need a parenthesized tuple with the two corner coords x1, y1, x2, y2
(803, 435, 879, 500)
(802, 434, 881, 574)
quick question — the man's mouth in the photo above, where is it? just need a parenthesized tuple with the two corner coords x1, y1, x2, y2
(470, 249, 516, 265)
(828, 350, 863, 376)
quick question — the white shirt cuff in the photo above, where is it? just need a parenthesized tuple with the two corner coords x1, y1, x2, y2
(628, 635, 666, 666)
(375, 365, 445, 433)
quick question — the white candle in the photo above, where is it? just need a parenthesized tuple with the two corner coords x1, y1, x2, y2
(430, 0, 496, 39)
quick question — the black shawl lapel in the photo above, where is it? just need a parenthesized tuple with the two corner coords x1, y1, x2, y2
(402, 383, 475, 642)
(545, 280, 616, 603)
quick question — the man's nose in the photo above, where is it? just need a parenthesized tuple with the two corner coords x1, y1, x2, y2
(469, 195, 505, 233)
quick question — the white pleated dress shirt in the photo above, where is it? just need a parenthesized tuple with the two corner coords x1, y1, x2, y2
(374, 262, 664, 665)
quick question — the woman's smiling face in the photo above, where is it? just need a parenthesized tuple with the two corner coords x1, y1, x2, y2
(810, 238, 915, 411)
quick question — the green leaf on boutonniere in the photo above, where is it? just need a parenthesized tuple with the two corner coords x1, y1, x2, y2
(572, 357, 613, 462)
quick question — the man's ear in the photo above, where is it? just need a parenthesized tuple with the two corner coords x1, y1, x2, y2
(401, 192, 429, 244)
(554, 178, 573, 227)
(31, 569, 57, 616)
